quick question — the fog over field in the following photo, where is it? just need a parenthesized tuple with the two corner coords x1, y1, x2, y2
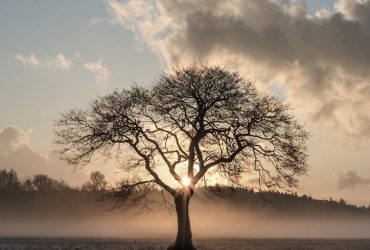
(1, 190, 369, 239)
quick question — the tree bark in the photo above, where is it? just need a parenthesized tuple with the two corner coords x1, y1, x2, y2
(168, 188, 196, 250)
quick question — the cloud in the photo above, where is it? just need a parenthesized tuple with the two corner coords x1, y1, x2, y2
(15, 54, 40, 66)
(105, 0, 370, 137)
(46, 54, 71, 70)
(0, 126, 86, 185)
(15, 52, 110, 85)
(75, 52, 81, 61)
(0, 126, 31, 156)
(83, 60, 110, 85)
(15, 53, 71, 70)
(338, 170, 370, 189)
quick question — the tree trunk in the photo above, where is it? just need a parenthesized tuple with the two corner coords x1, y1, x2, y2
(168, 188, 196, 250)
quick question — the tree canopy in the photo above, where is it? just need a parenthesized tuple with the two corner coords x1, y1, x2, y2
(82, 171, 108, 192)
(55, 66, 308, 197)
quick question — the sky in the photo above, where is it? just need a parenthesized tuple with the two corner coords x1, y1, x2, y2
(1, 0, 370, 206)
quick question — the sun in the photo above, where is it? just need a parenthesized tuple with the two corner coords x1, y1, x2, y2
(181, 176, 191, 186)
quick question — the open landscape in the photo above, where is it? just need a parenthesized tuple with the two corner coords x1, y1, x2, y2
(0, 173, 369, 249)
(2, 0, 370, 249)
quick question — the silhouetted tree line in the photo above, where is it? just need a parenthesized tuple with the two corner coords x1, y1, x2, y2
(1, 168, 369, 211)
(204, 185, 370, 212)
(0, 169, 107, 193)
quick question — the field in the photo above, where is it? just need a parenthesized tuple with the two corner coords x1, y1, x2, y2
(1, 239, 370, 250)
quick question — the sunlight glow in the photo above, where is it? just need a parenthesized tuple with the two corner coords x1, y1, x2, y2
(182, 176, 191, 186)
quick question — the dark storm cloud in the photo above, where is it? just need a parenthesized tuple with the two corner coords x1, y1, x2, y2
(107, 0, 370, 137)
(338, 170, 370, 189)
(160, 0, 370, 90)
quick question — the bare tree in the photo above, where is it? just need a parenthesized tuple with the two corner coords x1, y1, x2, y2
(82, 171, 108, 192)
(21, 177, 35, 192)
(54, 66, 308, 250)
(31, 174, 71, 192)
(0, 169, 21, 192)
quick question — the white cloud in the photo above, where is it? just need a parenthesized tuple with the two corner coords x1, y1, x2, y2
(15, 54, 40, 66)
(15, 52, 111, 85)
(75, 52, 81, 61)
(83, 60, 110, 85)
(0, 126, 86, 185)
(47, 54, 71, 70)
(15, 53, 72, 70)
(0, 126, 31, 156)
(105, 0, 370, 138)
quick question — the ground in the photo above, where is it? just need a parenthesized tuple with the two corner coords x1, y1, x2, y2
(1, 239, 370, 250)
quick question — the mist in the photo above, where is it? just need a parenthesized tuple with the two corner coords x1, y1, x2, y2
(1, 190, 369, 239)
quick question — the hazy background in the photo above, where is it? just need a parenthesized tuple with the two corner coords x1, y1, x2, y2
(1, 0, 370, 207)
(1, 190, 369, 239)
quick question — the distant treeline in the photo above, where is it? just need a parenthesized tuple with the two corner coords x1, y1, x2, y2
(1, 168, 369, 212)
(0, 168, 107, 193)
(204, 185, 370, 214)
